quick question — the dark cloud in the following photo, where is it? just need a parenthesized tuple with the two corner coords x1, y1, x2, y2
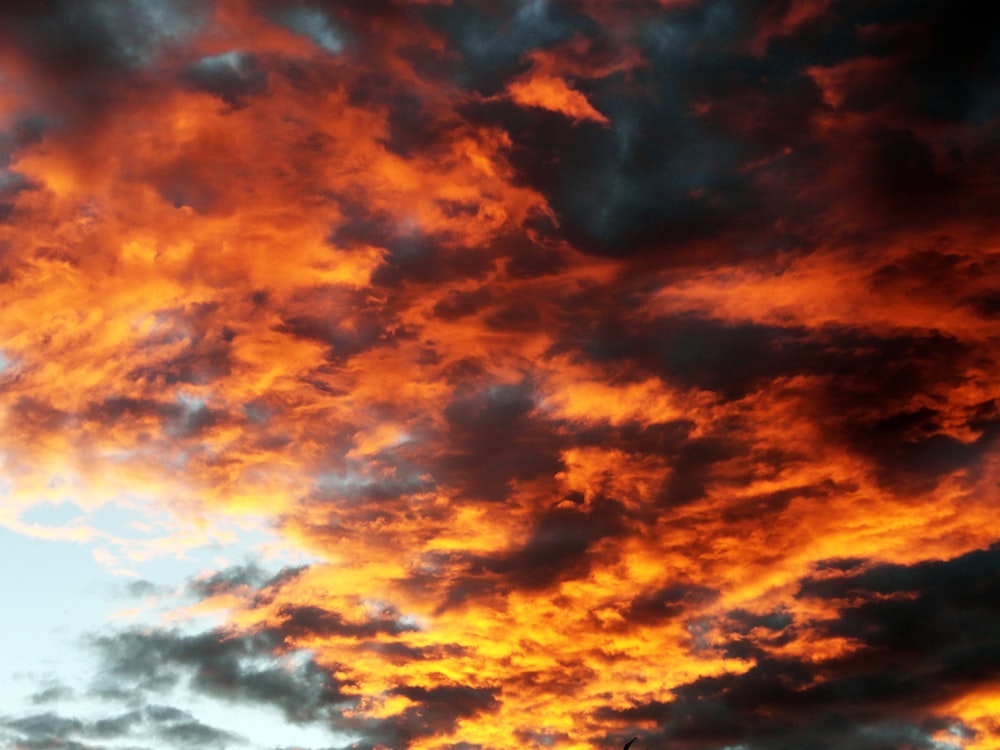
(269, 5, 344, 54)
(92, 627, 353, 724)
(0, 115, 49, 164)
(0, 736, 97, 750)
(839, 0, 1000, 122)
(655, 434, 744, 508)
(89, 710, 143, 738)
(276, 311, 388, 364)
(624, 583, 719, 625)
(432, 287, 494, 321)
(438, 381, 563, 502)
(87, 576, 500, 748)
(482, 298, 542, 331)
(376, 88, 451, 158)
(80, 389, 227, 447)
(570, 315, 823, 398)
(1, 705, 241, 750)
(483, 496, 629, 590)
(799, 544, 1000, 665)
(0, 0, 203, 137)
(725, 608, 794, 635)
(153, 711, 242, 749)
(816, 331, 995, 492)
(83, 563, 498, 747)
(859, 127, 956, 221)
(186, 562, 270, 599)
(436, 0, 999, 261)
(182, 52, 269, 108)
(468, 94, 754, 259)
(354, 685, 500, 749)
(445, 2, 789, 259)
(5, 713, 85, 740)
(0, 0, 200, 77)
(148, 159, 227, 214)
(308, 470, 436, 513)
(368, 232, 496, 289)
(419, 0, 589, 94)
(273, 603, 419, 640)
(28, 684, 75, 705)
(9, 396, 73, 435)
(0, 166, 38, 221)
(868, 248, 1000, 295)
(502, 240, 568, 279)
(567, 310, 988, 494)
(718, 482, 837, 525)
(125, 302, 235, 388)
(327, 198, 497, 289)
(84, 396, 182, 426)
(966, 289, 1000, 319)
(601, 545, 1000, 749)
(434, 496, 632, 611)
(362, 640, 469, 665)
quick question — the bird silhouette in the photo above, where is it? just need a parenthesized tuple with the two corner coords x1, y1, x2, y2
(623, 737, 639, 750)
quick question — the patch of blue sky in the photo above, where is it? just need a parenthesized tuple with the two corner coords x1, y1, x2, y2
(0, 518, 340, 750)
(0, 525, 113, 717)
(18, 501, 89, 529)
(12, 477, 316, 578)
(62, 500, 311, 584)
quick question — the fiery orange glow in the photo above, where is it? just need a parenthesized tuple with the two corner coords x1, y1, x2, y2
(507, 71, 610, 124)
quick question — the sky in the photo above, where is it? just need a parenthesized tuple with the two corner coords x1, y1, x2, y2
(0, 1, 999, 749)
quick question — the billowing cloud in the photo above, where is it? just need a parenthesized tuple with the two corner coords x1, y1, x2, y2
(1, 0, 998, 748)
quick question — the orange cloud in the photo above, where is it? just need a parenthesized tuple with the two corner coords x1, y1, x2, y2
(507, 72, 610, 124)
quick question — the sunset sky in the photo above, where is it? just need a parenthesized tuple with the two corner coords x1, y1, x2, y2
(1, 1, 999, 749)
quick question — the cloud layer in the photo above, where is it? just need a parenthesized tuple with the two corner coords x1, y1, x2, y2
(1, 0, 999, 748)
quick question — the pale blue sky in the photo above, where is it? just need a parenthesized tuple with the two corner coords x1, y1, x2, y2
(0, 513, 347, 750)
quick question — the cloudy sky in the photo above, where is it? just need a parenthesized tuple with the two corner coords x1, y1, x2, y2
(1, 0, 999, 749)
